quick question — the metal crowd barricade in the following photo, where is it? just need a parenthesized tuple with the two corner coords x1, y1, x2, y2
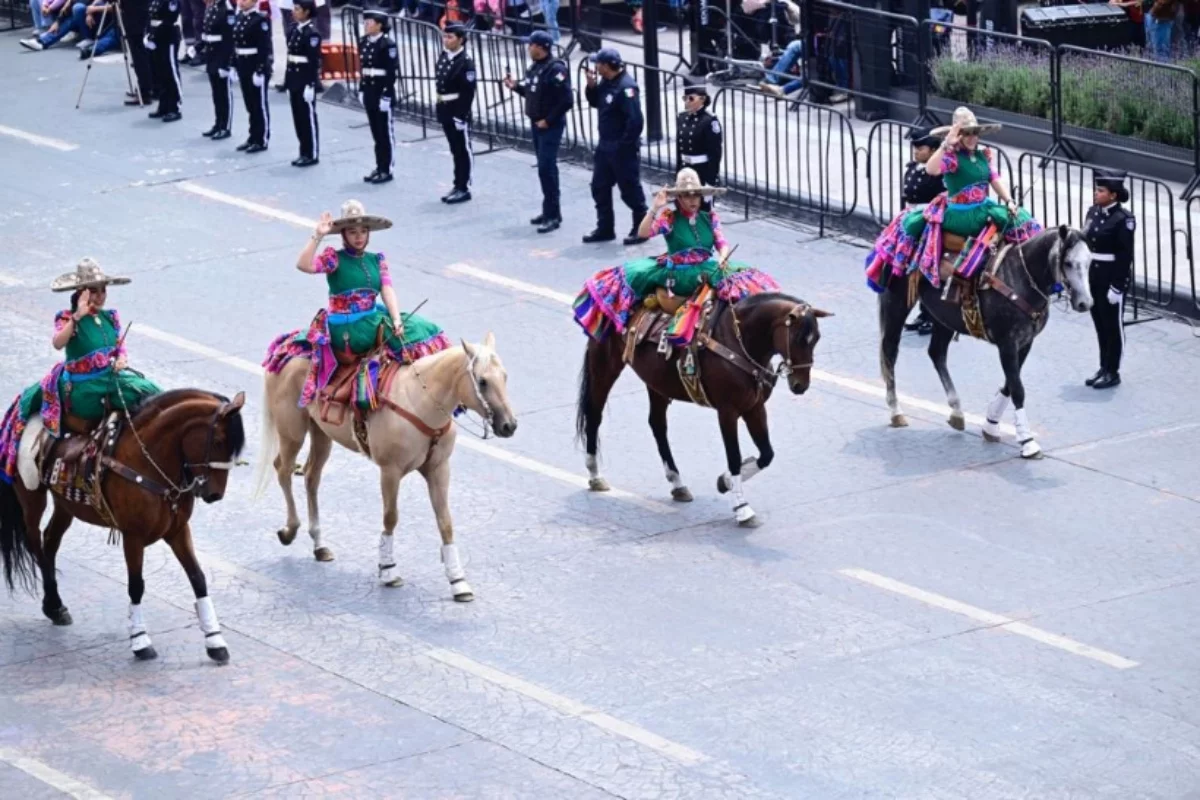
(1, 0, 32, 31)
(865, 119, 1013, 227)
(1016, 152, 1189, 322)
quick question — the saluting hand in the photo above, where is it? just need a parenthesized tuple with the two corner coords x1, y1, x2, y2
(315, 211, 333, 238)
(75, 289, 93, 319)
(944, 122, 961, 149)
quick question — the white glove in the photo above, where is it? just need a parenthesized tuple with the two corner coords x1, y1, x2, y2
(143, 36, 156, 50)
(303, 85, 314, 103)
(379, 96, 391, 111)
(217, 68, 229, 78)
(1107, 286, 1123, 306)
(252, 72, 264, 88)
(357, 92, 365, 106)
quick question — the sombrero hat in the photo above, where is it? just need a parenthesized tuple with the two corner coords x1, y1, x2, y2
(663, 167, 727, 198)
(50, 257, 131, 293)
(329, 199, 392, 234)
(930, 106, 1001, 138)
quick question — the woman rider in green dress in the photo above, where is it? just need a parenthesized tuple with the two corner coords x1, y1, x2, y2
(263, 200, 450, 409)
(0, 258, 161, 484)
(573, 168, 780, 340)
(864, 106, 1042, 291)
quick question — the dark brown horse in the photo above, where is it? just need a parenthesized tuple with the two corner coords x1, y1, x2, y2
(576, 292, 831, 526)
(0, 389, 246, 663)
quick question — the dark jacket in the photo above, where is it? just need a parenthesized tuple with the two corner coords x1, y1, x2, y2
(510, 56, 572, 127)
(1084, 203, 1136, 294)
(435, 47, 477, 123)
(585, 70, 643, 152)
(675, 108, 722, 184)
(901, 160, 944, 206)
(358, 33, 398, 97)
(284, 19, 321, 90)
(232, 9, 272, 76)
(201, 0, 235, 75)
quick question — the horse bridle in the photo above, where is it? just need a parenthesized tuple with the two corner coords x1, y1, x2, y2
(775, 303, 815, 376)
(412, 349, 496, 440)
(728, 302, 815, 391)
(179, 403, 238, 495)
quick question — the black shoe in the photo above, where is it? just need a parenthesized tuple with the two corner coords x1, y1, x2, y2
(292, 156, 319, 167)
(1084, 368, 1106, 387)
(1092, 371, 1121, 390)
(236, 140, 253, 151)
(583, 229, 616, 243)
(537, 218, 561, 234)
(623, 232, 648, 246)
(364, 169, 380, 182)
(530, 214, 548, 226)
(211, 129, 232, 141)
(916, 320, 933, 336)
(148, 109, 166, 119)
(244, 142, 267, 153)
(444, 189, 471, 204)
(371, 171, 394, 184)
(160, 111, 181, 123)
(78, 47, 93, 60)
(202, 126, 219, 137)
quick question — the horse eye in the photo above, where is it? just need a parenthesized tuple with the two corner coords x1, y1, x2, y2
(478, 378, 489, 391)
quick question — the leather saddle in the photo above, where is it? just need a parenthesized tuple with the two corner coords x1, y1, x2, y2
(939, 232, 969, 287)
(39, 413, 121, 508)
(318, 326, 391, 427)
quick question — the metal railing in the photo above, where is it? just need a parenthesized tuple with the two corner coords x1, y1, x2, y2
(1, 0, 32, 31)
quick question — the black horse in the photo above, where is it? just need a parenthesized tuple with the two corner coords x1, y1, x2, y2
(878, 225, 1093, 458)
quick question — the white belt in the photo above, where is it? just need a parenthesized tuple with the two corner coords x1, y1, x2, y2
(437, 93, 460, 102)
(202, 34, 223, 42)
(361, 68, 387, 76)
(681, 154, 709, 165)
(287, 55, 308, 63)
(235, 47, 258, 55)
(149, 19, 163, 26)
(1091, 254, 1115, 262)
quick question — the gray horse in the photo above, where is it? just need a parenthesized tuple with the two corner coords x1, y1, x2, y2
(878, 225, 1093, 458)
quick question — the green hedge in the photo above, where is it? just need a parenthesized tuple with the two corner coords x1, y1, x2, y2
(930, 46, 1196, 150)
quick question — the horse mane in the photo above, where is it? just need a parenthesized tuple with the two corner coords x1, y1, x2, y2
(732, 291, 807, 312)
(126, 389, 245, 457)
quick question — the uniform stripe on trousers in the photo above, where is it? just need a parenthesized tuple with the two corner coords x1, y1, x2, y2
(387, 104, 394, 171)
(169, 42, 183, 106)
(308, 96, 319, 158)
(260, 82, 270, 143)
(225, 73, 234, 132)
(455, 116, 473, 188)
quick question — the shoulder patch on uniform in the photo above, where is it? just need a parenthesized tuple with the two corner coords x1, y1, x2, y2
(554, 71, 565, 82)
(168, 0, 177, 9)
(712, 119, 721, 134)
(466, 71, 476, 82)
(1126, 217, 1136, 230)
(624, 86, 636, 97)
(388, 46, 397, 58)
(261, 20, 268, 30)
(227, 14, 234, 23)
(605, 94, 613, 104)
(310, 35, 320, 47)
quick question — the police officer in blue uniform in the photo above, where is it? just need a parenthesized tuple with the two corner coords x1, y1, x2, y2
(901, 126, 944, 335)
(1083, 169, 1135, 389)
(675, 83, 721, 210)
(232, 0, 271, 153)
(436, 23, 478, 204)
(583, 48, 648, 245)
(200, 0, 235, 140)
(285, 0, 321, 167)
(504, 30, 572, 233)
(358, 9, 398, 184)
(145, 0, 183, 122)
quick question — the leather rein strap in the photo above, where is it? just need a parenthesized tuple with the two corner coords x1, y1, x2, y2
(379, 396, 453, 443)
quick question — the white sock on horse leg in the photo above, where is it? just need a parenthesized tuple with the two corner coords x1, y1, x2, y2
(726, 474, 746, 510)
(1013, 408, 1034, 443)
(740, 457, 761, 482)
(441, 543, 466, 582)
(378, 533, 395, 568)
(986, 391, 1010, 424)
(586, 454, 600, 479)
(309, 526, 323, 549)
(664, 462, 685, 489)
(195, 596, 228, 650)
(128, 603, 152, 653)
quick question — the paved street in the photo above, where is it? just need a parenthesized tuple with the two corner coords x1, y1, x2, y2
(2, 30, 1200, 799)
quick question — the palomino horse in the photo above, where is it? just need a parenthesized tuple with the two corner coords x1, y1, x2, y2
(577, 292, 831, 526)
(0, 389, 247, 662)
(253, 334, 517, 601)
(878, 224, 1093, 458)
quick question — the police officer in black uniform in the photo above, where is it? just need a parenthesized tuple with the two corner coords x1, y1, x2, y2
(232, 0, 272, 153)
(285, 0, 321, 167)
(503, 30, 572, 233)
(583, 48, 648, 245)
(901, 126, 944, 335)
(676, 83, 722, 210)
(200, 0, 235, 140)
(121, 0, 156, 106)
(358, 9, 398, 184)
(145, 0, 183, 122)
(1083, 169, 1135, 389)
(436, 23, 478, 204)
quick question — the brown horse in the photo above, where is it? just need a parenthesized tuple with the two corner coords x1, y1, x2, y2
(576, 292, 831, 526)
(0, 389, 247, 663)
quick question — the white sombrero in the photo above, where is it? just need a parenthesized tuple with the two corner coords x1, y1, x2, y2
(930, 106, 1001, 138)
(329, 199, 393, 233)
(663, 167, 727, 198)
(50, 257, 131, 293)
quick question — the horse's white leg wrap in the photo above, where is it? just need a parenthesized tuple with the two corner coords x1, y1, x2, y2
(740, 457, 761, 482)
(726, 474, 756, 524)
(586, 453, 609, 491)
(442, 544, 473, 600)
(1013, 408, 1042, 458)
(128, 603, 152, 653)
(195, 596, 228, 651)
(378, 532, 401, 586)
(984, 390, 1010, 439)
(664, 463, 685, 490)
(309, 524, 323, 550)
(586, 454, 600, 480)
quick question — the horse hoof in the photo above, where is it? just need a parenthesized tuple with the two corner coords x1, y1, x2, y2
(46, 606, 72, 626)
(737, 514, 761, 529)
(382, 576, 404, 588)
(1020, 442, 1044, 460)
(206, 646, 230, 663)
(313, 547, 335, 562)
(890, 414, 909, 428)
(133, 645, 157, 661)
(671, 486, 694, 502)
(948, 413, 965, 431)
(452, 587, 475, 603)
(716, 474, 729, 494)
(588, 477, 610, 492)
(277, 527, 298, 546)
(982, 429, 1002, 443)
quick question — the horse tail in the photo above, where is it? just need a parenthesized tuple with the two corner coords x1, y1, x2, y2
(0, 479, 36, 595)
(575, 344, 595, 451)
(251, 372, 280, 501)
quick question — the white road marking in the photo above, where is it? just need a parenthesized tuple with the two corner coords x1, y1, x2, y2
(0, 748, 113, 800)
(427, 648, 707, 765)
(840, 568, 1139, 670)
(129, 321, 672, 512)
(176, 182, 318, 229)
(197, 555, 702, 765)
(0, 124, 79, 152)
(172, 182, 1018, 438)
(0, 272, 22, 287)
(446, 262, 578, 305)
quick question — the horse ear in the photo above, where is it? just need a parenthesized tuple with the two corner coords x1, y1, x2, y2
(461, 339, 476, 360)
(220, 391, 245, 417)
(811, 308, 834, 318)
(1058, 224, 1069, 240)
(483, 331, 496, 350)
